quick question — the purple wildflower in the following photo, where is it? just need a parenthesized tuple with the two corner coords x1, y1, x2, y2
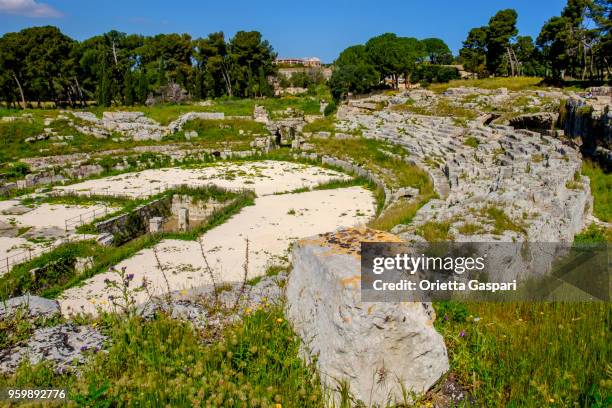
(459, 330, 466, 338)
(80, 345, 88, 352)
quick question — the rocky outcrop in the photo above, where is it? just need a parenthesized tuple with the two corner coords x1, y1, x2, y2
(286, 228, 449, 406)
(253, 105, 270, 124)
(71, 111, 168, 141)
(560, 93, 611, 169)
(167, 112, 225, 133)
(336, 92, 592, 284)
(509, 112, 558, 134)
(0, 295, 60, 320)
(0, 324, 106, 374)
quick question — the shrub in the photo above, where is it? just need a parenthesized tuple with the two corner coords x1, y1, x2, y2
(323, 101, 337, 116)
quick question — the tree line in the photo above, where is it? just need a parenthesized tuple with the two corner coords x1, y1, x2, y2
(458, 0, 610, 80)
(0, 27, 277, 108)
(330, 0, 610, 99)
(328, 34, 458, 100)
(1, 0, 609, 107)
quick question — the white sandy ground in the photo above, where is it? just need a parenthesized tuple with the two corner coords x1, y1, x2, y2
(55, 161, 351, 198)
(58, 186, 376, 316)
(0, 202, 112, 231)
(0, 202, 115, 275)
(0, 237, 45, 269)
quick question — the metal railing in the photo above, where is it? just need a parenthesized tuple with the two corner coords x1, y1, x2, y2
(64, 205, 110, 231)
(0, 235, 80, 276)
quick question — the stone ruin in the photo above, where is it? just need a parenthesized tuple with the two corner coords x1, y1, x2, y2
(335, 90, 593, 283)
(286, 227, 449, 406)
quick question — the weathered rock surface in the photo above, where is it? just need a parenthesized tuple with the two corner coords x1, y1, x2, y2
(71, 111, 168, 141)
(335, 90, 592, 282)
(0, 295, 60, 320)
(168, 111, 225, 133)
(0, 324, 106, 373)
(561, 93, 611, 169)
(286, 228, 449, 406)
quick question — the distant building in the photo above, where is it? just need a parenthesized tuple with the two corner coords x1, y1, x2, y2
(273, 57, 321, 67)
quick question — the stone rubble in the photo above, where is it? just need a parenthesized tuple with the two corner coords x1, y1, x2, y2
(0, 324, 107, 374)
(0, 295, 60, 320)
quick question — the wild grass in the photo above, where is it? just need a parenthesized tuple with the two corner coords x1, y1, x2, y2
(464, 137, 480, 148)
(303, 116, 337, 134)
(416, 221, 454, 242)
(574, 223, 612, 243)
(480, 206, 527, 235)
(310, 137, 429, 191)
(428, 77, 543, 93)
(1, 305, 325, 407)
(85, 100, 253, 125)
(434, 301, 611, 407)
(457, 222, 486, 235)
(84, 95, 325, 125)
(368, 196, 433, 231)
(173, 118, 268, 149)
(0, 305, 64, 350)
(0, 119, 44, 165)
(582, 160, 611, 222)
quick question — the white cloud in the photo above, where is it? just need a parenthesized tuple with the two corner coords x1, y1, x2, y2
(0, 0, 62, 18)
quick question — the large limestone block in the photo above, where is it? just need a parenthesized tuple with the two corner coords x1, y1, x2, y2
(286, 228, 449, 406)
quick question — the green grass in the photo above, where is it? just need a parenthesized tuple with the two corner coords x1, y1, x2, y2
(0, 305, 64, 350)
(172, 118, 267, 149)
(0, 119, 45, 165)
(0, 95, 328, 165)
(368, 195, 433, 231)
(574, 223, 612, 243)
(464, 137, 480, 148)
(83, 95, 326, 125)
(303, 116, 337, 134)
(434, 301, 611, 407)
(85, 100, 254, 125)
(416, 221, 454, 242)
(310, 137, 430, 191)
(582, 160, 611, 222)
(457, 222, 486, 235)
(480, 206, 527, 236)
(0, 306, 326, 407)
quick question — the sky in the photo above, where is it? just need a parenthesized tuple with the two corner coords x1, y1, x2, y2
(0, 0, 568, 62)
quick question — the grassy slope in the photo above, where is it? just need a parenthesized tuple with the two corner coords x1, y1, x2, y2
(0, 94, 328, 167)
(433, 159, 611, 407)
(2, 306, 326, 407)
(434, 301, 611, 407)
(582, 160, 611, 222)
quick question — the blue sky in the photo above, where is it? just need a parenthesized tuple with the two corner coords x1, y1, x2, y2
(0, 0, 567, 62)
